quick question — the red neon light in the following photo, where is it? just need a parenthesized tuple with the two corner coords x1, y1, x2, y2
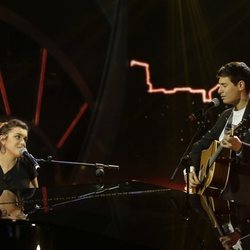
(56, 103, 89, 149)
(35, 48, 48, 126)
(0, 71, 11, 116)
(130, 60, 219, 103)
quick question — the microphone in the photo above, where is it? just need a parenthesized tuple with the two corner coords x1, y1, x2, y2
(20, 148, 40, 169)
(188, 98, 220, 122)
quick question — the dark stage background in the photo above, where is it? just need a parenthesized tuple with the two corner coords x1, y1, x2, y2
(0, 0, 249, 188)
(1, 1, 250, 250)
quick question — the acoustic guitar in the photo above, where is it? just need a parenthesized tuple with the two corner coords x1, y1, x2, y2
(197, 115, 250, 197)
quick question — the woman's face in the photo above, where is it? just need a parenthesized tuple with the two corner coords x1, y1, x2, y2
(2, 127, 28, 158)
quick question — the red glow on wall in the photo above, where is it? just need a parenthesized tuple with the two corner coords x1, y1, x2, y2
(56, 102, 89, 149)
(0, 71, 11, 116)
(35, 48, 48, 126)
(130, 60, 219, 103)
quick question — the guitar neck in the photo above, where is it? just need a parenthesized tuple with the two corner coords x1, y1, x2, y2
(208, 144, 223, 169)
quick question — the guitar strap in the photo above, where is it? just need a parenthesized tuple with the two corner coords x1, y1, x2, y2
(225, 111, 233, 134)
(219, 111, 233, 141)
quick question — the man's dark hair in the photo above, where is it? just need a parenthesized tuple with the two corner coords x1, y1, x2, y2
(216, 62, 250, 93)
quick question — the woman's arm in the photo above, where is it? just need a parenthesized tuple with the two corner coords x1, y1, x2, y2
(29, 177, 39, 188)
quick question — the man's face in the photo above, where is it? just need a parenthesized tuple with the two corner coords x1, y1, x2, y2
(218, 76, 241, 105)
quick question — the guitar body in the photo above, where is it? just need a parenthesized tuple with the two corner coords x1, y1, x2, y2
(195, 116, 250, 249)
(198, 140, 231, 197)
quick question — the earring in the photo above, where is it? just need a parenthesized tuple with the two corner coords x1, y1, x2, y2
(0, 145, 6, 154)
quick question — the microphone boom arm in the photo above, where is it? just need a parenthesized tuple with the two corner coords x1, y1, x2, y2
(36, 156, 119, 170)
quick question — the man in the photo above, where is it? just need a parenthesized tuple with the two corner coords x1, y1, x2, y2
(184, 62, 250, 249)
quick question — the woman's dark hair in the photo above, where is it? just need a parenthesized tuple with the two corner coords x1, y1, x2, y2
(0, 119, 29, 135)
(216, 61, 250, 93)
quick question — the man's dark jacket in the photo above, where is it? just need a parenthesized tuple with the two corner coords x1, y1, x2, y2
(189, 101, 250, 236)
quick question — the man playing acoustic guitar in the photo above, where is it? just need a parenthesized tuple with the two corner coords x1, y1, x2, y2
(184, 62, 250, 249)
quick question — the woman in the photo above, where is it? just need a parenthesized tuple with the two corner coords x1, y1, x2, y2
(0, 119, 38, 189)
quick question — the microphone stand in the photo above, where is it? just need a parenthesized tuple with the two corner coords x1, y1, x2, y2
(170, 111, 211, 250)
(24, 157, 121, 216)
(170, 113, 208, 181)
(35, 156, 119, 185)
(170, 109, 210, 220)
